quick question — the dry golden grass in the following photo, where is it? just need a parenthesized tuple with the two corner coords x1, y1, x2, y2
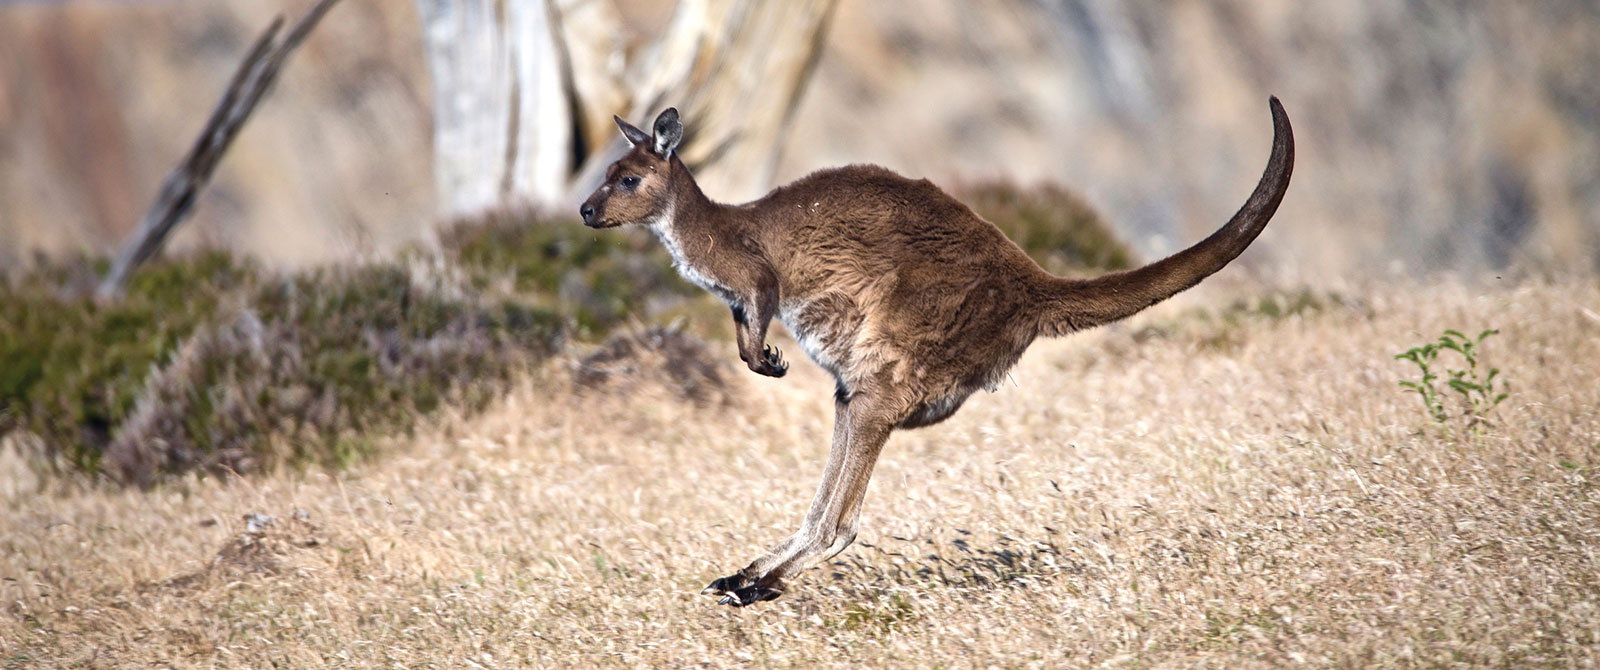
(4, 278, 1598, 668)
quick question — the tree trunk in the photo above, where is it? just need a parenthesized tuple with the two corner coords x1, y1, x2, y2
(415, 0, 572, 215)
(416, 0, 838, 217)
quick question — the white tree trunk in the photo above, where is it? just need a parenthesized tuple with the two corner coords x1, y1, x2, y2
(416, 0, 571, 216)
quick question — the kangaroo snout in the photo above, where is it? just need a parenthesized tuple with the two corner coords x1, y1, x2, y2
(579, 202, 599, 228)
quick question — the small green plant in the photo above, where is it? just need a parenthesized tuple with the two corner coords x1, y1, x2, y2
(1395, 329, 1510, 431)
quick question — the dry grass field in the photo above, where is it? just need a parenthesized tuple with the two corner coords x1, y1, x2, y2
(3, 278, 1598, 668)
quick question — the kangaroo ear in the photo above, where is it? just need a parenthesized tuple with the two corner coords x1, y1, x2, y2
(652, 107, 682, 157)
(615, 115, 650, 146)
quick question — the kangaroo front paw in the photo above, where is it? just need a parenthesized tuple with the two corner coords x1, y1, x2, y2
(749, 344, 788, 378)
(703, 571, 785, 607)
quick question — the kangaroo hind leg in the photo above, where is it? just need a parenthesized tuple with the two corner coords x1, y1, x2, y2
(704, 389, 902, 606)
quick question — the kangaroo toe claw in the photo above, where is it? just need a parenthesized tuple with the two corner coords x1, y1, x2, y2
(756, 344, 788, 377)
(702, 573, 750, 595)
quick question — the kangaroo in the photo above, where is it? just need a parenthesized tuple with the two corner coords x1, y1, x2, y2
(580, 98, 1294, 606)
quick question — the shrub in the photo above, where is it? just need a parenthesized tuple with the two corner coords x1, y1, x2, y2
(957, 181, 1135, 275)
(2, 254, 560, 485)
(1, 251, 254, 475)
(573, 324, 735, 407)
(438, 206, 699, 335)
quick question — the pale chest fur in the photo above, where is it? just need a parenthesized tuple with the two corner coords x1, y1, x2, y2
(649, 208, 737, 302)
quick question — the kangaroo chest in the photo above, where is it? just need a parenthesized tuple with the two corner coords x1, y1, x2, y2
(650, 215, 738, 303)
(651, 214, 872, 384)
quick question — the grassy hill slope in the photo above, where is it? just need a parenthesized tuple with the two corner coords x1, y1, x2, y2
(3, 278, 1595, 668)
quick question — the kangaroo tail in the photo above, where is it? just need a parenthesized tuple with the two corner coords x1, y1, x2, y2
(1038, 96, 1294, 337)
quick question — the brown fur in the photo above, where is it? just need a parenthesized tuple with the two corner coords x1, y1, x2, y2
(580, 99, 1294, 606)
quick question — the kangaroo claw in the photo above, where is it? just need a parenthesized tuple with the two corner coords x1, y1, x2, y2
(704, 572, 785, 607)
(761, 344, 788, 375)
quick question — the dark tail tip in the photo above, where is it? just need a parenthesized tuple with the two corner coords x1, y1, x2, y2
(1266, 95, 1294, 180)
(1232, 95, 1295, 239)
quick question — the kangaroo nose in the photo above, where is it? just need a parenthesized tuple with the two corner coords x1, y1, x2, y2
(580, 203, 596, 223)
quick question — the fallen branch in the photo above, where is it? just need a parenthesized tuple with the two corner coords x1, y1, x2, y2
(97, 0, 344, 300)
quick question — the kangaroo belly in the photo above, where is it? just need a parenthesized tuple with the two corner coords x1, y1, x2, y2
(900, 390, 974, 428)
(778, 293, 864, 378)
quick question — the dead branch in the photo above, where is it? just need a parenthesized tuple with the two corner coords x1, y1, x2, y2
(97, 0, 345, 300)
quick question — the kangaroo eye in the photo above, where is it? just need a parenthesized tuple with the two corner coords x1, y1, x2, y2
(620, 175, 641, 190)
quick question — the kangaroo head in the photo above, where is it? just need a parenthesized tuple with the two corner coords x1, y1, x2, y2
(580, 108, 684, 229)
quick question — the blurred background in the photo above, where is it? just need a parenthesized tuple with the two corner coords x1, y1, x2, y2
(9, 5, 1600, 661)
(1, 0, 1597, 278)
